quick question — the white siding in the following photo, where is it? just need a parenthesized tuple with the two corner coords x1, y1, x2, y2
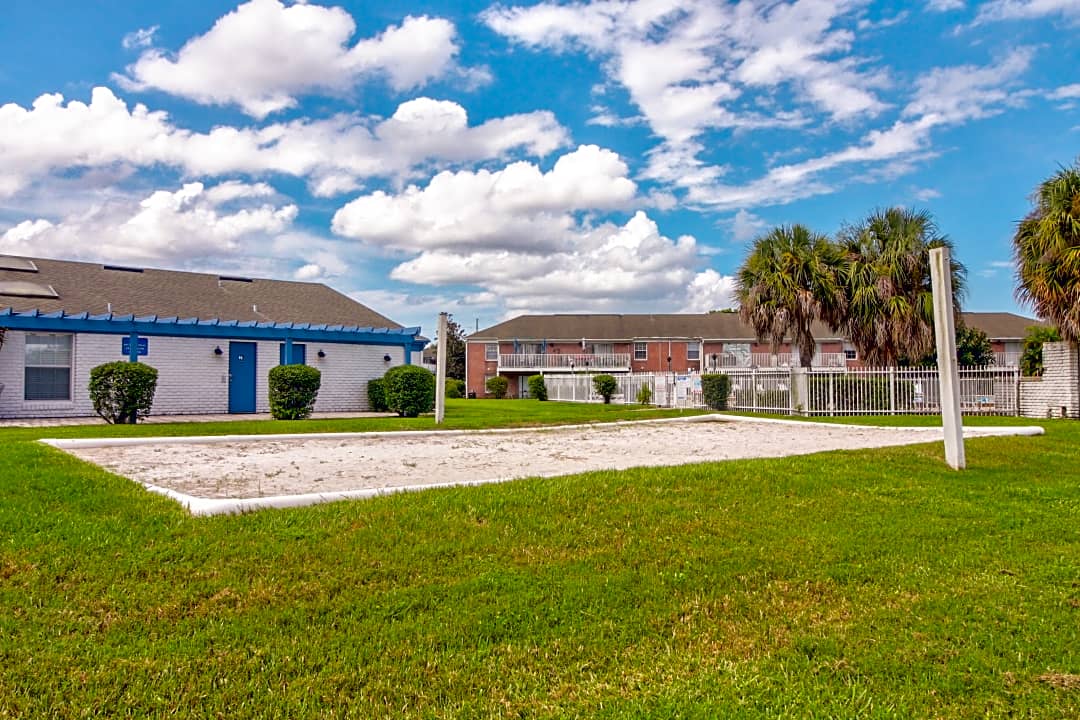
(0, 330, 406, 419)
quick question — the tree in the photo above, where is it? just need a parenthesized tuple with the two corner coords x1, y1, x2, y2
(735, 224, 846, 369)
(592, 374, 618, 403)
(432, 315, 467, 380)
(1014, 161, 1080, 341)
(837, 208, 966, 366)
(1020, 325, 1062, 377)
(908, 325, 993, 367)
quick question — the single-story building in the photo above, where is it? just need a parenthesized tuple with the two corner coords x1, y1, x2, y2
(0, 255, 425, 418)
(465, 312, 1040, 398)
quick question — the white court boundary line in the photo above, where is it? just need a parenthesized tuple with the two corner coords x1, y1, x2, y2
(41, 415, 1045, 517)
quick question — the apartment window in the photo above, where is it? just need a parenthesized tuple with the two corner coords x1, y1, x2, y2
(25, 334, 73, 401)
(843, 343, 857, 361)
(485, 343, 498, 361)
(687, 344, 700, 361)
(634, 342, 648, 361)
(593, 343, 613, 355)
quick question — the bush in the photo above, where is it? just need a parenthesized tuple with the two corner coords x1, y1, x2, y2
(384, 365, 436, 417)
(636, 384, 653, 405)
(88, 361, 159, 424)
(445, 378, 465, 398)
(592, 374, 618, 404)
(700, 373, 731, 410)
(367, 378, 388, 411)
(1021, 325, 1062, 377)
(269, 364, 321, 420)
(527, 374, 548, 401)
(486, 375, 509, 399)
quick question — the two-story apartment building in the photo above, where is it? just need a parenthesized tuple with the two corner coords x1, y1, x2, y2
(464, 312, 1038, 399)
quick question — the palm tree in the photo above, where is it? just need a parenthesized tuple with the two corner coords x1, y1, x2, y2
(736, 224, 846, 369)
(837, 208, 966, 366)
(1014, 161, 1080, 341)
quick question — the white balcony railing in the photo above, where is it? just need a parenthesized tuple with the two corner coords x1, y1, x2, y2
(498, 352, 632, 371)
(993, 352, 1021, 367)
(705, 352, 848, 370)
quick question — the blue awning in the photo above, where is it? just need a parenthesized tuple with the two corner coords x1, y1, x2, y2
(0, 307, 425, 350)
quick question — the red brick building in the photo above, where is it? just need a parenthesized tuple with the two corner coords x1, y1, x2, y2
(464, 312, 1038, 398)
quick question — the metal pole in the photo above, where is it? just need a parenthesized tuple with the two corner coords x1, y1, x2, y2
(930, 247, 965, 469)
(435, 312, 448, 424)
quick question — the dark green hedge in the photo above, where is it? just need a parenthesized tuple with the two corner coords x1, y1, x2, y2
(368, 378, 388, 411)
(527, 374, 548, 401)
(89, 362, 159, 424)
(269, 364, 321, 420)
(384, 365, 436, 417)
(445, 378, 465, 398)
(485, 375, 509, 399)
(701, 373, 731, 410)
(592, 374, 618, 404)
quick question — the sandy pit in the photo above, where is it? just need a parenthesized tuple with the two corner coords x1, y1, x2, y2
(51, 416, 1037, 509)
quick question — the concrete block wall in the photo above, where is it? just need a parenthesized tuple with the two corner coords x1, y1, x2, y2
(0, 330, 406, 418)
(1019, 342, 1080, 418)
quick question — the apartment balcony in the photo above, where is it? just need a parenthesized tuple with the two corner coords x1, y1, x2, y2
(498, 352, 633, 372)
(706, 352, 848, 369)
(993, 352, 1021, 367)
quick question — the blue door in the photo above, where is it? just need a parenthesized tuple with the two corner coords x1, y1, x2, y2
(229, 342, 257, 413)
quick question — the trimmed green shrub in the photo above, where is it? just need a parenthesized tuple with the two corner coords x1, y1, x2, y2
(269, 364, 321, 420)
(486, 375, 509, 399)
(445, 378, 465, 398)
(701, 373, 731, 410)
(527, 374, 548, 401)
(636, 384, 653, 405)
(88, 361, 158, 424)
(367, 378, 388, 411)
(592, 374, 618, 404)
(384, 365, 436, 417)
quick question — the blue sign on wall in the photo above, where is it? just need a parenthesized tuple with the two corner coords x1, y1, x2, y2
(121, 336, 149, 356)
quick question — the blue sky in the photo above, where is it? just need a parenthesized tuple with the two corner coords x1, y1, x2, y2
(1, 0, 1077, 334)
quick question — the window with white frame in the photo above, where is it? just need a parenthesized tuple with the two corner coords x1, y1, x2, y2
(634, 342, 648, 361)
(25, 333, 73, 401)
(485, 343, 498, 361)
(687, 344, 700, 361)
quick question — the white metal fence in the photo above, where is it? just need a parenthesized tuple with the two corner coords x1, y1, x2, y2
(541, 366, 1020, 416)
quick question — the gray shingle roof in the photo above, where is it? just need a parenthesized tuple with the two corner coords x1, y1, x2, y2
(469, 311, 1043, 343)
(469, 313, 843, 342)
(0, 255, 401, 328)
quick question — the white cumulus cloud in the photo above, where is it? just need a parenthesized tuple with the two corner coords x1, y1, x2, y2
(331, 145, 636, 251)
(0, 181, 297, 265)
(118, 0, 464, 117)
(0, 88, 568, 199)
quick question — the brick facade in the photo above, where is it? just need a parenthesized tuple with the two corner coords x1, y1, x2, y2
(0, 330, 403, 418)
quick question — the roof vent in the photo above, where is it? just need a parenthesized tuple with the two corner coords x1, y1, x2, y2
(0, 281, 59, 299)
(219, 275, 253, 283)
(0, 256, 39, 273)
(103, 264, 144, 273)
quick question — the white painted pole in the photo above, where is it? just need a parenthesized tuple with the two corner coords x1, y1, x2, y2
(929, 247, 965, 469)
(435, 312, 448, 424)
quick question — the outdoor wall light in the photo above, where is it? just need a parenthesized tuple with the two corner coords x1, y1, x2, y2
(317, 349, 326, 358)
(213, 346, 223, 356)
(383, 353, 392, 362)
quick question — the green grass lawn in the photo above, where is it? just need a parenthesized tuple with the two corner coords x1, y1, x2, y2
(1, 401, 1077, 718)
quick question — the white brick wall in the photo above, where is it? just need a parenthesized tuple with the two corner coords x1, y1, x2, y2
(0, 330, 407, 419)
(1018, 342, 1080, 419)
